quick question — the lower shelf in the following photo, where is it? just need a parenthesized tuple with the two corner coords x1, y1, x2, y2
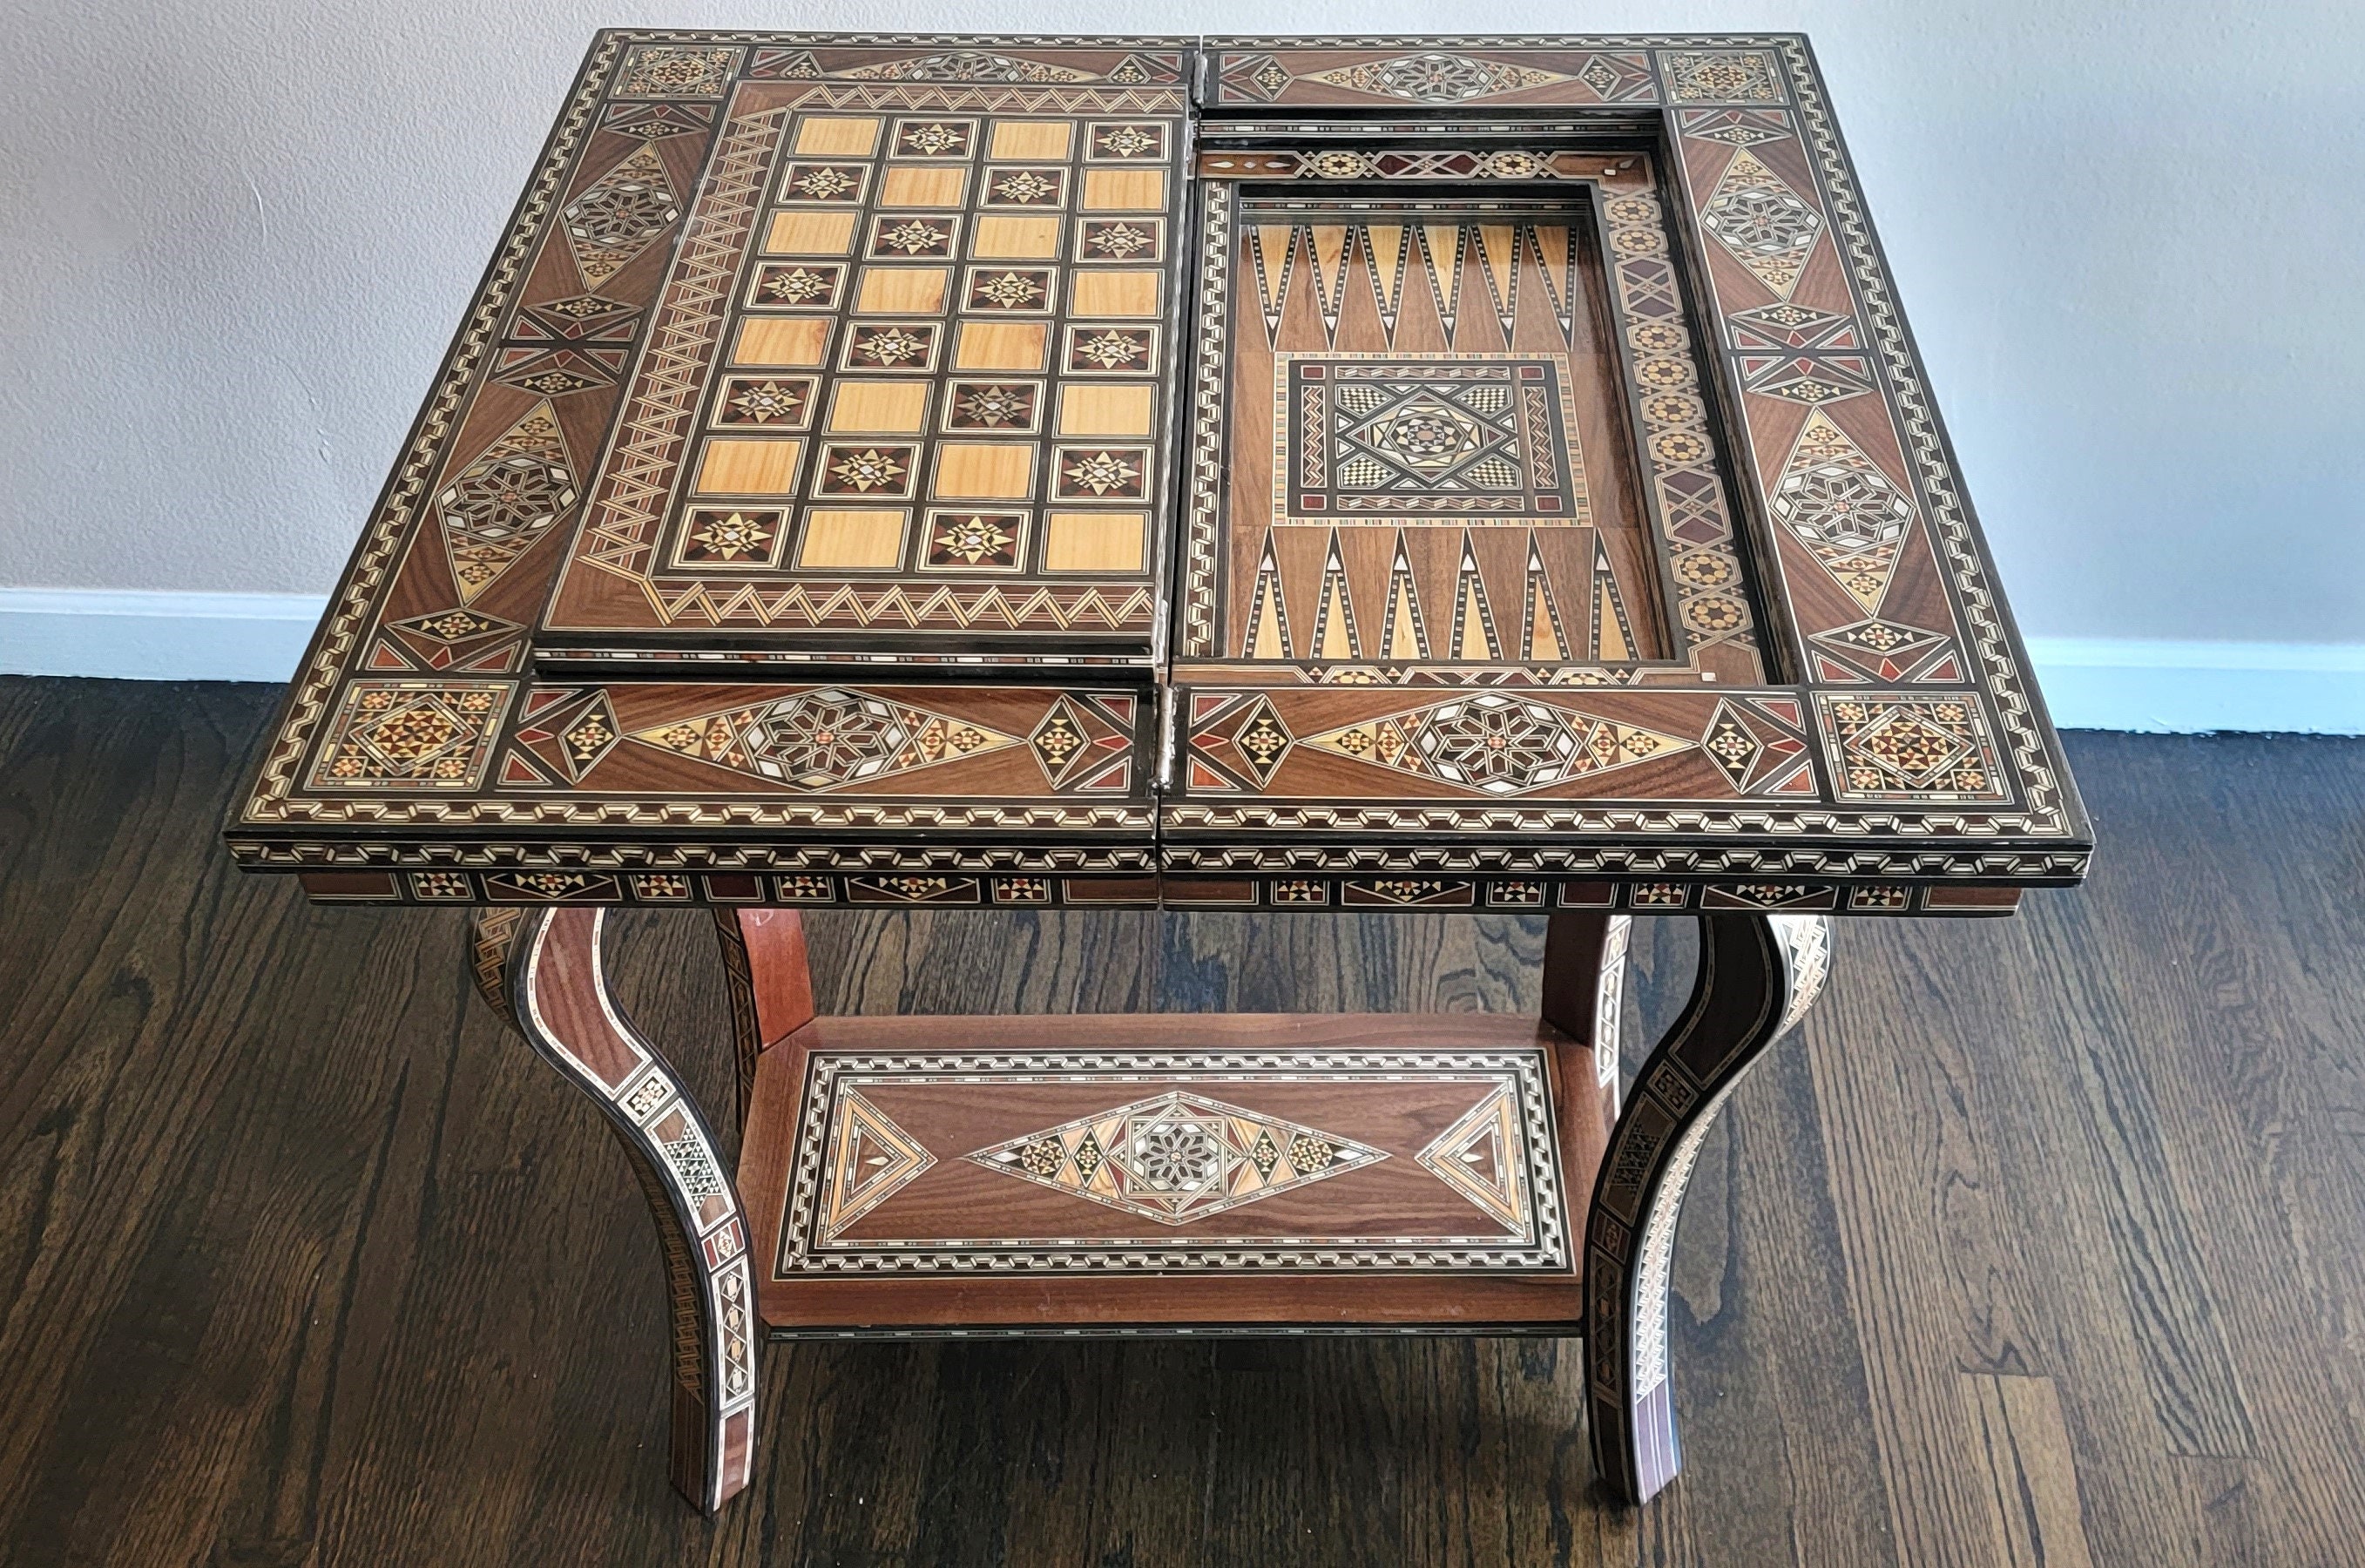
(738, 1011, 1608, 1337)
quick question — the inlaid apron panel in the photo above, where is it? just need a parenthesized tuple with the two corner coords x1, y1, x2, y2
(775, 1047, 1571, 1275)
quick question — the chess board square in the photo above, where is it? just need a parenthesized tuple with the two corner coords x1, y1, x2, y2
(980, 166, 1069, 208)
(777, 163, 868, 204)
(889, 118, 976, 159)
(764, 209, 858, 256)
(972, 214, 1064, 260)
(942, 380, 1043, 433)
(877, 165, 970, 208)
(747, 261, 845, 309)
(795, 509, 909, 570)
(1080, 168, 1166, 211)
(1056, 382, 1154, 436)
(826, 380, 930, 434)
(988, 119, 1071, 159)
(853, 266, 951, 315)
(692, 437, 803, 497)
(732, 316, 831, 368)
(1044, 510, 1146, 571)
(792, 116, 881, 157)
(1069, 269, 1160, 317)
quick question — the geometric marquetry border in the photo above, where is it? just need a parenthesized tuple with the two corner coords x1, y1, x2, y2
(261, 862, 2045, 914)
(775, 1048, 1571, 1274)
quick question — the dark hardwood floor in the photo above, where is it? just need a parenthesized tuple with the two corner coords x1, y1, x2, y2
(2, 674, 2362, 1566)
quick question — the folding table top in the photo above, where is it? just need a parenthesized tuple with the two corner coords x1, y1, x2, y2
(227, 33, 2091, 914)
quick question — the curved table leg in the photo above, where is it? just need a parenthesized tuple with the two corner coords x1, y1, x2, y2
(470, 906, 759, 1513)
(1585, 912, 1832, 1505)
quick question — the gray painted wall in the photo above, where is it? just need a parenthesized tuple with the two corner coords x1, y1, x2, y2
(3, 1, 2355, 645)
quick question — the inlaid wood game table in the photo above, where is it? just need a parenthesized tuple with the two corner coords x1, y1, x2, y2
(226, 32, 2091, 1514)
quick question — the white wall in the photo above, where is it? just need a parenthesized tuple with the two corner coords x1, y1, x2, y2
(2, 2, 2359, 717)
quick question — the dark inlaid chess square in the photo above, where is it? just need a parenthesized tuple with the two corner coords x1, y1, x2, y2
(867, 213, 958, 259)
(676, 507, 787, 566)
(942, 381, 1042, 431)
(710, 375, 815, 429)
(747, 262, 845, 309)
(962, 267, 1056, 313)
(922, 509, 1028, 571)
(778, 163, 868, 203)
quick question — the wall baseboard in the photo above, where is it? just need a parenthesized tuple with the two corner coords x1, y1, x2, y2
(0, 588, 328, 683)
(0, 588, 2359, 734)
(2023, 636, 2365, 734)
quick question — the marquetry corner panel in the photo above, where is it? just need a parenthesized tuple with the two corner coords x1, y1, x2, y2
(225, 29, 2091, 1517)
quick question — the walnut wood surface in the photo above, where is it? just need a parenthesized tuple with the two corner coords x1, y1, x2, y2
(223, 30, 2091, 896)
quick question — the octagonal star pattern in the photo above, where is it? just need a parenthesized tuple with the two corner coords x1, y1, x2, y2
(1284, 356, 1585, 524)
(1303, 52, 1576, 105)
(1770, 408, 1917, 612)
(625, 687, 1021, 788)
(969, 1090, 1387, 1225)
(560, 143, 681, 287)
(434, 402, 578, 604)
(1301, 694, 1698, 795)
(1698, 148, 1822, 298)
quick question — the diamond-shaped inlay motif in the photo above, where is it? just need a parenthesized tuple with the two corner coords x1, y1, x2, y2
(384, 608, 523, 671)
(1702, 705, 1764, 789)
(561, 144, 680, 287)
(1306, 52, 1575, 104)
(558, 691, 620, 777)
(1770, 408, 1916, 610)
(1578, 56, 1626, 98)
(1302, 695, 1698, 796)
(969, 1090, 1387, 1225)
(1698, 149, 1821, 298)
(1028, 697, 1090, 786)
(1808, 618, 1960, 684)
(1231, 696, 1294, 786)
(435, 402, 578, 604)
(626, 688, 1020, 788)
(1236, 54, 1293, 101)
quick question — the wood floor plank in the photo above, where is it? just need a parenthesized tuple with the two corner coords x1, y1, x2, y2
(5, 685, 2365, 1566)
(1960, 1373, 2095, 1568)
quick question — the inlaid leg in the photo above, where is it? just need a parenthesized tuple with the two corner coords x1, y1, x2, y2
(713, 908, 815, 1130)
(469, 906, 759, 1512)
(1584, 912, 1832, 1504)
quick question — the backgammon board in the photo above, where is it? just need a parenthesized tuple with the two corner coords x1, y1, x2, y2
(226, 32, 2091, 1517)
